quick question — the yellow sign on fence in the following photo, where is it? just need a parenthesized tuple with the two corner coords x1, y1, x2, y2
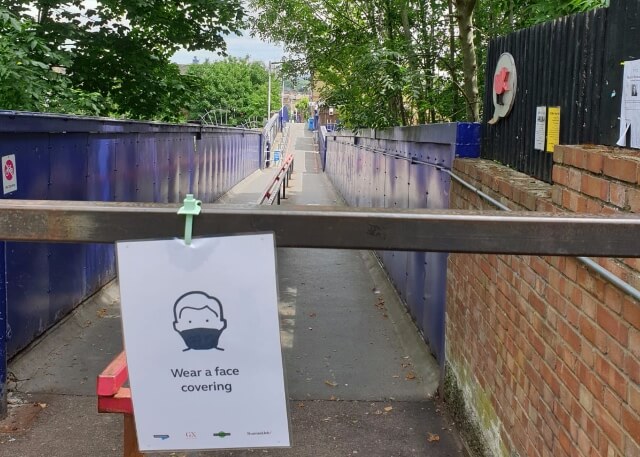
(546, 107, 561, 153)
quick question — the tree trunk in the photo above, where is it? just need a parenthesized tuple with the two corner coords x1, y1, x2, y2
(447, 0, 460, 120)
(454, 0, 480, 122)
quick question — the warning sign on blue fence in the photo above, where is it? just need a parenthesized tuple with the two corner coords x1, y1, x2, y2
(2, 154, 17, 195)
(116, 234, 290, 452)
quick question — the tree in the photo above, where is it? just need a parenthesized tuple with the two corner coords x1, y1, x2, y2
(251, 0, 608, 129)
(186, 57, 281, 126)
(0, 6, 105, 115)
(295, 97, 309, 117)
(453, 0, 479, 121)
(251, 0, 474, 128)
(5, 0, 246, 120)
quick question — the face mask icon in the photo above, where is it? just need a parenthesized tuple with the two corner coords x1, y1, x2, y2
(173, 291, 227, 351)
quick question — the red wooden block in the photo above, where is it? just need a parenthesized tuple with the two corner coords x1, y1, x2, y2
(98, 387, 133, 415)
(97, 351, 128, 396)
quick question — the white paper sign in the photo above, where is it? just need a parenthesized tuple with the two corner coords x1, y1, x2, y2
(2, 155, 17, 194)
(534, 107, 547, 151)
(617, 59, 640, 148)
(116, 234, 290, 452)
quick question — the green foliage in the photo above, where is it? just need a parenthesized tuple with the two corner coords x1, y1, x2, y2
(251, 0, 608, 129)
(0, 7, 105, 115)
(251, 0, 471, 128)
(524, 0, 607, 25)
(186, 57, 281, 126)
(295, 97, 309, 116)
(2, 0, 246, 121)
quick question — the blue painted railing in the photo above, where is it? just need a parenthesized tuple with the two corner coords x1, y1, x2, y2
(323, 122, 481, 364)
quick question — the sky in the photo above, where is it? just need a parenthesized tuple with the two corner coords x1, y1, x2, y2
(170, 32, 286, 65)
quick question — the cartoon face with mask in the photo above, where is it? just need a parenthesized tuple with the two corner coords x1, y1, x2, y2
(173, 291, 227, 351)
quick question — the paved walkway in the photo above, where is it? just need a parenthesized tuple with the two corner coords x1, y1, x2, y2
(1, 123, 467, 457)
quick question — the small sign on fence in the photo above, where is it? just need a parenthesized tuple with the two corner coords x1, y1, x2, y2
(617, 59, 640, 149)
(273, 150, 281, 163)
(116, 233, 290, 452)
(534, 107, 547, 151)
(546, 107, 561, 153)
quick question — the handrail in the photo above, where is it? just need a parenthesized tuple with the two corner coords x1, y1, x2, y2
(257, 154, 295, 205)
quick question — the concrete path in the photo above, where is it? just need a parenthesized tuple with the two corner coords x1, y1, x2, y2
(1, 123, 467, 457)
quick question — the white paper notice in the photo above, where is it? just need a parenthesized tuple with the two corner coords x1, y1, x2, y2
(618, 59, 640, 148)
(534, 107, 547, 151)
(116, 234, 290, 452)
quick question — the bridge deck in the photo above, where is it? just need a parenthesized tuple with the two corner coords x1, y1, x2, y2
(5, 123, 466, 456)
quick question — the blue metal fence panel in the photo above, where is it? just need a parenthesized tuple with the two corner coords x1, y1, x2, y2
(0, 240, 6, 407)
(0, 112, 261, 359)
(156, 136, 171, 203)
(86, 136, 117, 295)
(1, 133, 51, 356)
(318, 128, 328, 171)
(381, 154, 410, 300)
(406, 153, 429, 326)
(48, 134, 91, 325)
(115, 137, 137, 202)
(324, 122, 480, 363)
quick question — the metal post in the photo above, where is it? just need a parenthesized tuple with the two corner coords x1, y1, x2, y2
(282, 177, 286, 199)
(267, 61, 272, 122)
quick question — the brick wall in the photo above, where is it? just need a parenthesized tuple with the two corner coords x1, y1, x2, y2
(447, 146, 640, 457)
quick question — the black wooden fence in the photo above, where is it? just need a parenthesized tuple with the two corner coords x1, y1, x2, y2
(482, 0, 640, 183)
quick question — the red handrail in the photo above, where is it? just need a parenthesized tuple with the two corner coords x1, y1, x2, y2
(257, 154, 295, 205)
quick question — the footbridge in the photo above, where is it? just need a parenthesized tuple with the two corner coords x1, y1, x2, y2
(0, 112, 639, 457)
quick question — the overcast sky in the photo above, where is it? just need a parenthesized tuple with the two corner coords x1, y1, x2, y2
(171, 32, 285, 64)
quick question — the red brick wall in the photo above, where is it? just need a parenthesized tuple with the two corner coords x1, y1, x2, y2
(447, 146, 640, 457)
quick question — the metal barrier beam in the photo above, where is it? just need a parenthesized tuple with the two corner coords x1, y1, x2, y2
(0, 200, 639, 257)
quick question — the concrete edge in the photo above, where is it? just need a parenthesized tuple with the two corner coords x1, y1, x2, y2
(359, 250, 441, 397)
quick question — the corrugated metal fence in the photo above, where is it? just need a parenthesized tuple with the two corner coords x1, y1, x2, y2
(482, 0, 640, 182)
(323, 123, 480, 363)
(0, 111, 262, 357)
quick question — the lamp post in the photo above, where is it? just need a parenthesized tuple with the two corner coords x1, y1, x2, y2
(267, 60, 284, 122)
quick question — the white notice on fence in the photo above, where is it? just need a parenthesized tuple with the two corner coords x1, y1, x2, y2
(116, 234, 290, 452)
(617, 59, 640, 148)
(534, 107, 547, 151)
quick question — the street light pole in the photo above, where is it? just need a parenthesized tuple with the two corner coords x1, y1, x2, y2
(267, 61, 272, 122)
(267, 60, 284, 123)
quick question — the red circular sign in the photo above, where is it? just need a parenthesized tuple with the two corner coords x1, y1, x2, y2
(4, 160, 14, 181)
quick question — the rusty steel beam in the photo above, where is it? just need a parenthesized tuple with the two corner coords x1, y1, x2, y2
(0, 200, 640, 257)
(0, 200, 639, 257)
